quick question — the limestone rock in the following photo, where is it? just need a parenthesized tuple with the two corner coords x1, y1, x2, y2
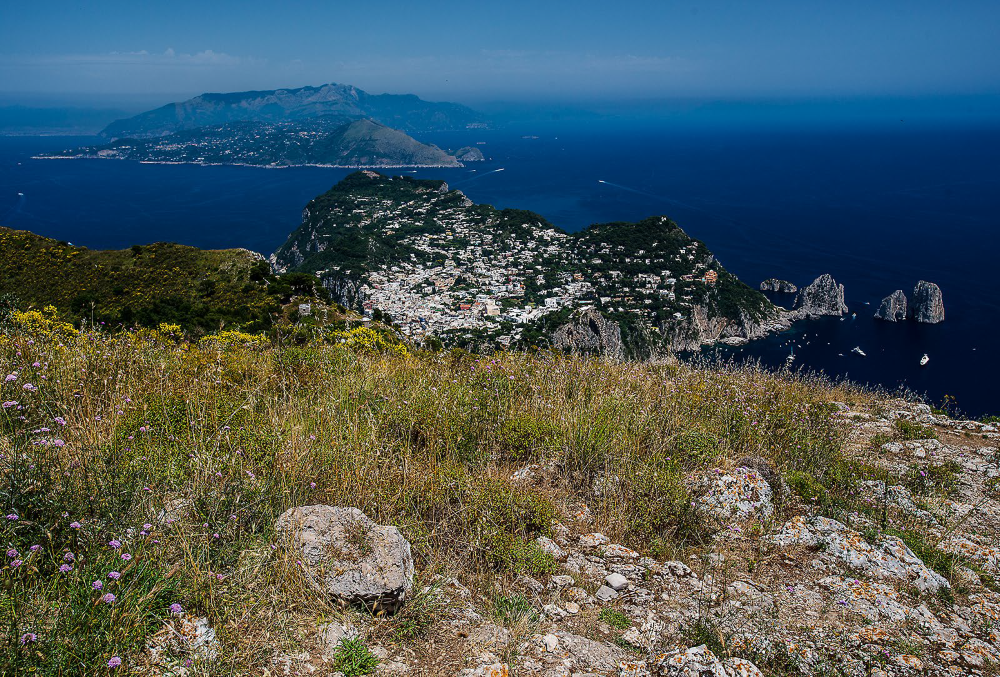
(552, 308, 624, 360)
(275, 505, 414, 612)
(793, 274, 848, 317)
(620, 644, 764, 676)
(910, 280, 945, 323)
(875, 290, 908, 322)
(697, 467, 774, 520)
(759, 278, 798, 293)
(771, 515, 949, 593)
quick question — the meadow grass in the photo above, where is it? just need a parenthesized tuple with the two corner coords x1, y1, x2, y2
(0, 318, 870, 674)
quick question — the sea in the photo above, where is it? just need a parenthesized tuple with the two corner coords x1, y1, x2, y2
(1, 122, 998, 416)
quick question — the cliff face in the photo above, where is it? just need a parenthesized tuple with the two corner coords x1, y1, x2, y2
(551, 309, 624, 360)
(875, 290, 908, 322)
(759, 278, 798, 294)
(667, 304, 790, 352)
(910, 281, 945, 323)
(792, 274, 848, 317)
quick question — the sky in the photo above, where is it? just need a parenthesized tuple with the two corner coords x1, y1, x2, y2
(1, 0, 999, 108)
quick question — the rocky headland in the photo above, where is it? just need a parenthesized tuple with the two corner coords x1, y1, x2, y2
(759, 278, 798, 293)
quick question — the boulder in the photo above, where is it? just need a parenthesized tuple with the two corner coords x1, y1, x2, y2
(793, 274, 848, 317)
(875, 289, 908, 322)
(697, 467, 774, 520)
(910, 280, 945, 323)
(275, 505, 414, 612)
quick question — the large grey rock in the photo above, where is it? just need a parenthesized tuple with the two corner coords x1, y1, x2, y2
(875, 289, 908, 322)
(771, 515, 949, 593)
(275, 505, 414, 612)
(619, 644, 764, 676)
(793, 274, 848, 317)
(552, 308, 624, 360)
(910, 280, 945, 323)
(759, 278, 798, 293)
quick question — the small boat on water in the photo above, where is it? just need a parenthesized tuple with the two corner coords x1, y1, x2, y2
(17, 192, 23, 196)
(920, 354, 930, 366)
(786, 347, 795, 364)
(851, 346, 867, 357)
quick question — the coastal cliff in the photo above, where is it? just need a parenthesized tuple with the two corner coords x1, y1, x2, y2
(911, 280, 945, 323)
(792, 273, 848, 317)
(875, 289, 908, 322)
(759, 278, 798, 293)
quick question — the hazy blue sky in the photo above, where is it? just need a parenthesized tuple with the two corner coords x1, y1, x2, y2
(2, 0, 998, 105)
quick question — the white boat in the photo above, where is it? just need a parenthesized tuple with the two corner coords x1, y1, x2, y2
(920, 354, 929, 366)
(786, 347, 795, 364)
(17, 192, 23, 196)
(851, 346, 867, 357)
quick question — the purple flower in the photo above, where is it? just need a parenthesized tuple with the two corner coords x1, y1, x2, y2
(121, 553, 132, 561)
(108, 571, 121, 580)
(108, 539, 121, 549)
(169, 603, 183, 614)
(102, 593, 115, 604)
(54, 416, 66, 425)
(6, 549, 17, 558)
(143, 523, 152, 531)
(10, 560, 21, 568)
(107, 656, 121, 668)
(19, 632, 36, 644)
(63, 552, 75, 562)
(92, 580, 103, 590)
(69, 521, 81, 529)
(29, 544, 40, 552)
(5, 514, 17, 521)
(58, 564, 72, 573)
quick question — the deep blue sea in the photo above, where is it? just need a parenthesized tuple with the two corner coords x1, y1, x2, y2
(1, 125, 998, 416)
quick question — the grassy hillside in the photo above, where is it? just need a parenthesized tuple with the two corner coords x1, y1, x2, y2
(0, 315, 885, 674)
(0, 227, 329, 332)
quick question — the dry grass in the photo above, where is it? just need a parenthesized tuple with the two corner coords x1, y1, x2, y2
(0, 321, 879, 674)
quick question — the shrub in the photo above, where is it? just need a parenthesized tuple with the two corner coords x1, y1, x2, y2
(599, 608, 631, 629)
(893, 418, 937, 441)
(329, 638, 379, 676)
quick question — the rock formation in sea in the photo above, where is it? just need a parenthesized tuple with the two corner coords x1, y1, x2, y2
(792, 274, 848, 318)
(551, 308, 625, 360)
(910, 281, 945, 323)
(875, 289, 908, 322)
(759, 278, 798, 293)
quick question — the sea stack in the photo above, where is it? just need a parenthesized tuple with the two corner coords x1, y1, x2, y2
(760, 278, 798, 293)
(793, 274, 848, 317)
(910, 281, 945, 323)
(875, 290, 908, 322)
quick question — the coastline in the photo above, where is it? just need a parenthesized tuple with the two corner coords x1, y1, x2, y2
(30, 155, 465, 170)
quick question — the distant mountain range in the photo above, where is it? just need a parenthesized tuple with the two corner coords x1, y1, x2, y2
(99, 83, 485, 139)
(38, 83, 486, 168)
(44, 118, 480, 168)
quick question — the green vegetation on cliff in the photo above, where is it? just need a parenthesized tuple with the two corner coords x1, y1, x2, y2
(0, 227, 328, 332)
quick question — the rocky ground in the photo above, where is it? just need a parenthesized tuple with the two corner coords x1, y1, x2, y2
(153, 402, 1000, 677)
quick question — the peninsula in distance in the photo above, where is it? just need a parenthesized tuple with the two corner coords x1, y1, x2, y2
(37, 83, 487, 168)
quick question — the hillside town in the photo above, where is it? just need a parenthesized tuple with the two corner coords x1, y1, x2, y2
(273, 172, 767, 352)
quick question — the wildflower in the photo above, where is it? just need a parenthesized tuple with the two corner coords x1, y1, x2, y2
(19, 632, 36, 644)
(5, 514, 17, 521)
(143, 523, 152, 531)
(121, 553, 132, 561)
(169, 603, 183, 614)
(108, 571, 121, 580)
(107, 656, 121, 668)
(102, 593, 116, 604)
(4, 374, 15, 382)
(63, 552, 75, 562)
(92, 580, 103, 590)
(10, 560, 22, 568)
(1, 401, 16, 408)
(6, 549, 17, 558)
(29, 544, 40, 552)
(22, 383, 36, 392)
(54, 416, 66, 425)
(59, 564, 72, 573)
(108, 539, 121, 549)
